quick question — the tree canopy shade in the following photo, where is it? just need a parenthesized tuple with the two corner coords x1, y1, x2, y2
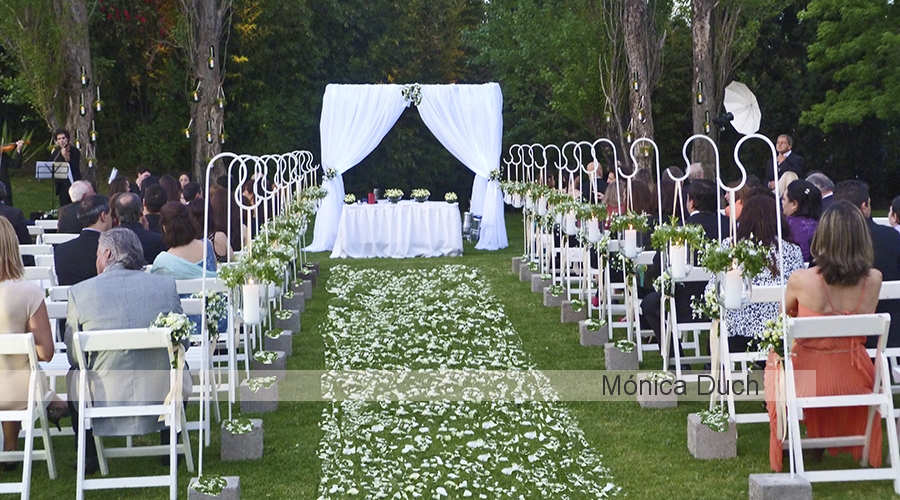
(801, 0, 900, 131)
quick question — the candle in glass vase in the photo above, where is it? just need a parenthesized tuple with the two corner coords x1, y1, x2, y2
(242, 281, 261, 325)
(624, 228, 637, 257)
(587, 218, 601, 242)
(670, 244, 687, 278)
(723, 267, 743, 309)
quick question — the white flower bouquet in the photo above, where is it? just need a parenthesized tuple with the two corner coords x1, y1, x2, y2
(151, 312, 196, 367)
(444, 192, 458, 203)
(344, 193, 356, 204)
(411, 188, 430, 200)
(385, 188, 403, 199)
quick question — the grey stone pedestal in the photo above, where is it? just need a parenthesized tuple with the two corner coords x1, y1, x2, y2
(635, 372, 678, 409)
(561, 300, 587, 323)
(221, 420, 263, 461)
(274, 310, 300, 335)
(543, 288, 563, 307)
(531, 275, 551, 293)
(188, 476, 241, 500)
(240, 378, 279, 414)
(251, 351, 286, 379)
(512, 257, 525, 274)
(604, 343, 638, 370)
(264, 329, 293, 356)
(282, 293, 305, 312)
(579, 321, 609, 346)
(519, 265, 533, 282)
(748, 474, 812, 500)
(687, 413, 737, 459)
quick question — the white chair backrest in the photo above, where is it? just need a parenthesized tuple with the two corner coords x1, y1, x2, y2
(175, 278, 228, 294)
(0, 332, 37, 366)
(19, 244, 53, 256)
(74, 327, 172, 357)
(48, 286, 70, 302)
(879, 280, 900, 300)
(44, 300, 68, 320)
(674, 267, 714, 283)
(180, 298, 203, 316)
(634, 250, 656, 266)
(28, 226, 44, 238)
(750, 284, 782, 304)
(23, 266, 56, 284)
(41, 233, 79, 245)
(787, 313, 890, 341)
(35, 254, 55, 267)
(34, 220, 58, 230)
(873, 217, 891, 227)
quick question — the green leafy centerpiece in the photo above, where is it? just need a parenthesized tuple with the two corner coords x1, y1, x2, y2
(609, 211, 649, 259)
(699, 238, 769, 310)
(650, 217, 709, 279)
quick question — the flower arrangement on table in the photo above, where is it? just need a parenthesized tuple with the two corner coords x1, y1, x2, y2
(411, 188, 430, 202)
(444, 192, 458, 203)
(385, 189, 403, 202)
(324, 167, 337, 180)
(344, 193, 356, 205)
(150, 312, 196, 368)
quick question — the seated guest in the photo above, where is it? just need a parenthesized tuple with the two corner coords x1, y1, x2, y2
(65, 228, 187, 474)
(806, 172, 835, 211)
(182, 182, 202, 203)
(150, 202, 216, 279)
(767, 201, 883, 472)
(178, 172, 192, 188)
(782, 179, 822, 263)
(0, 217, 70, 454)
(58, 180, 95, 233)
(706, 192, 804, 353)
(107, 176, 130, 198)
(142, 184, 166, 234)
(889, 195, 900, 236)
(116, 193, 166, 263)
(133, 168, 152, 196)
(209, 184, 245, 253)
(0, 182, 33, 265)
(54, 195, 113, 286)
(159, 174, 182, 204)
(188, 198, 231, 263)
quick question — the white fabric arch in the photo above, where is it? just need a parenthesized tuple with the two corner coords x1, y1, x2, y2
(306, 82, 508, 252)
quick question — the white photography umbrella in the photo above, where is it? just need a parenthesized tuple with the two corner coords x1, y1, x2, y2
(721, 81, 761, 135)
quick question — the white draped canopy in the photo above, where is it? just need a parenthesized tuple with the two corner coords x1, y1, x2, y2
(305, 83, 508, 252)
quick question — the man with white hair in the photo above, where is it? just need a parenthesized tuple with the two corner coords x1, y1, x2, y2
(58, 180, 95, 233)
(806, 172, 835, 211)
(687, 162, 704, 181)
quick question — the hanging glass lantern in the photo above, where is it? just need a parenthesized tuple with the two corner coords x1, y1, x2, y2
(716, 263, 752, 309)
(696, 81, 703, 105)
(703, 111, 711, 135)
(206, 120, 213, 144)
(80, 66, 88, 87)
(74, 130, 81, 150)
(219, 123, 225, 144)
(184, 118, 193, 139)
(632, 71, 639, 92)
(208, 46, 215, 69)
(625, 130, 634, 144)
(90, 120, 97, 142)
(617, 226, 644, 259)
(79, 94, 86, 116)
(95, 86, 102, 112)
(666, 242, 695, 279)
(87, 158, 95, 169)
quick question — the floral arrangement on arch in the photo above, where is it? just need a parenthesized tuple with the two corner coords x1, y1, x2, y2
(324, 167, 337, 180)
(401, 83, 423, 106)
(488, 169, 502, 182)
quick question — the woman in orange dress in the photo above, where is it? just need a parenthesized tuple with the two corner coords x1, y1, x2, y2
(766, 200, 883, 471)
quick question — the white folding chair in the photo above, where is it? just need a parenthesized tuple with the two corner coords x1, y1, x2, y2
(27, 226, 43, 243)
(0, 333, 58, 499)
(40, 233, 78, 245)
(663, 267, 714, 380)
(34, 220, 58, 232)
(783, 313, 900, 492)
(22, 266, 57, 291)
(73, 328, 193, 500)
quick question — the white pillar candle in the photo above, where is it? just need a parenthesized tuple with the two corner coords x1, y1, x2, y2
(564, 211, 578, 235)
(723, 268, 743, 309)
(587, 218, 601, 242)
(242, 283, 261, 325)
(624, 228, 637, 258)
(537, 197, 548, 216)
(669, 244, 687, 279)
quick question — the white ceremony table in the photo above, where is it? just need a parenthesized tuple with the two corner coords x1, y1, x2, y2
(330, 200, 464, 258)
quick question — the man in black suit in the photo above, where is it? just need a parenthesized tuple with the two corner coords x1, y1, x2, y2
(53, 195, 112, 286)
(57, 180, 95, 234)
(49, 129, 82, 207)
(642, 179, 726, 361)
(0, 181, 33, 266)
(806, 172, 835, 212)
(142, 184, 166, 234)
(115, 192, 166, 263)
(0, 140, 24, 206)
(766, 134, 805, 189)
(834, 180, 900, 347)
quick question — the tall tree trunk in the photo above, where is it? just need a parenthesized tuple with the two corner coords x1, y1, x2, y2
(623, 0, 654, 172)
(183, 0, 230, 182)
(59, 0, 97, 186)
(692, 0, 717, 175)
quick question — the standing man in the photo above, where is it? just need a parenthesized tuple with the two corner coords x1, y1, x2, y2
(0, 140, 25, 206)
(50, 129, 82, 206)
(766, 134, 805, 189)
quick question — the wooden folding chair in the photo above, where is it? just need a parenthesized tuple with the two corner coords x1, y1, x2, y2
(784, 313, 900, 492)
(0, 333, 58, 500)
(73, 328, 194, 500)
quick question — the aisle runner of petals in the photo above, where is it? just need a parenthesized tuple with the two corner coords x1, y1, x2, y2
(318, 265, 620, 499)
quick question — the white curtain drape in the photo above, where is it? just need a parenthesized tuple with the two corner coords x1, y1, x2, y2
(417, 83, 508, 250)
(306, 82, 508, 252)
(306, 84, 409, 252)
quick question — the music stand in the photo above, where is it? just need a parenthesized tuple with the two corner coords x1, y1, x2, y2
(35, 161, 70, 209)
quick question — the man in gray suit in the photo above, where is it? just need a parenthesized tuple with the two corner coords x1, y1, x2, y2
(65, 228, 186, 473)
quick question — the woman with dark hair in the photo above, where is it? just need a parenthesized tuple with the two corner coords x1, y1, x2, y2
(707, 193, 804, 354)
(654, 166, 685, 222)
(188, 198, 232, 263)
(150, 201, 216, 278)
(209, 184, 245, 252)
(179, 172, 192, 188)
(159, 174, 182, 204)
(782, 179, 822, 263)
(766, 200, 883, 472)
(107, 177, 130, 198)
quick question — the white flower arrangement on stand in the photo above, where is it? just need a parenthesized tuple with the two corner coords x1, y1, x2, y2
(444, 192, 458, 203)
(344, 193, 356, 204)
(411, 188, 430, 202)
(385, 189, 403, 203)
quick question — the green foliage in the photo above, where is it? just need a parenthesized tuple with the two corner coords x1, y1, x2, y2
(801, 0, 900, 130)
(699, 238, 770, 278)
(609, 212, 649, 234)
(650, 218, 709, 252)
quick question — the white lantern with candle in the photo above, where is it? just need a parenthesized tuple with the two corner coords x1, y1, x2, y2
(242, 280, 261, 325)
(622, 228, 638, 258)
(586, 218, 602, 243)
(716, 265, 752, 310)
(537, 197, 548, 216)
(668, 244, 688, 279)
(563, 210, 578, 235)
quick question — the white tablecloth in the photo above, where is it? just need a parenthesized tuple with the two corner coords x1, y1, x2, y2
(330, 201, 464, 258)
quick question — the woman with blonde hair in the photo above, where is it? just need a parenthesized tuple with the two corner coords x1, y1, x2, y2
(0, 218, 68, 463)
(766, 200, 883, 471)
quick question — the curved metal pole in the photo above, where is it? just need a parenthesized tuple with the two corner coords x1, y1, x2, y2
(682, 134, 737, 242)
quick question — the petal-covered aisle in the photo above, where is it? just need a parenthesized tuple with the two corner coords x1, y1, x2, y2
(317, 265, 620, 498)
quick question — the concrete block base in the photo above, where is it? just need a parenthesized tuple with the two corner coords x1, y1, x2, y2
(561, 300, 587, 323)
(604, 343, 639, 370)
(188, 476, 241, 500)
(264, 329, 293, 356)
(274, 310, 300, 334)
(519, 265, 533, 282)
(299, 280, 313, 300)
(531, 275, 551, 293)
(221, 419, 263, 461)
(240, 378, 279, 414)
(579, 321, 609, 346)
(251, 351, 286, 379)
(635, 372, 678, 409)
(512, 257, 525, 274)
(282, 293, 305, 313)
(687, 413, 737, 460)
(543, 288, 563, 307)
(748, 474, 812, 500)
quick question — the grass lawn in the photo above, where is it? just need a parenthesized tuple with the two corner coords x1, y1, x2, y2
(5, 186, 898, 498)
